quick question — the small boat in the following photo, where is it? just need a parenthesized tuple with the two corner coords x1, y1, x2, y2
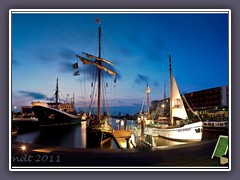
(31, 78, 83, 127)
(145, 55, 203, 141)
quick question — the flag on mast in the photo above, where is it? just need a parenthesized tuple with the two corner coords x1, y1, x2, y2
(73, 63, 78, 69)
(96, 18, 101, 24)
(73, 71, 80, 76)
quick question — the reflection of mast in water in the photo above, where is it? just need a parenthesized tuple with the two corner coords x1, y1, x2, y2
(81, 121, 86, 148)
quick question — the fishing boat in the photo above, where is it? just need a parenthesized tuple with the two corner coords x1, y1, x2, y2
(31, 78, 83, 127)
(75, 18, 116, 146)
(145, 55, 203, 141)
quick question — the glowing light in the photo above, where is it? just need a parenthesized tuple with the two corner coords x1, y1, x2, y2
(20, 145, 27, 152)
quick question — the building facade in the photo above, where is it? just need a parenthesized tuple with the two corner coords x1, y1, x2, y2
(151, 85, 229, 121)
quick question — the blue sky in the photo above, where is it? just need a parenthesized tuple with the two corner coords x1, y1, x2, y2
(11, 10, 229, 114)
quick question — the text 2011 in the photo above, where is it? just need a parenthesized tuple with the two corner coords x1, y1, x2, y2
(12, 154, 61, 163)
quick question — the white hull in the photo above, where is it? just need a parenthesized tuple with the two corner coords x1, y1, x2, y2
(146, 121, 203, 141)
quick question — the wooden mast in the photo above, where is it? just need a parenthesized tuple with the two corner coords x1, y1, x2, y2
(97, 22, 101, 121)
(55, 77, 59, 109)
(76, 18, 116, 122)
(146, 84, 150, 118)
(169, 55, 173, 126)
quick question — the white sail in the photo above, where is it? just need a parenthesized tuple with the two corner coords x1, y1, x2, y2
(171, 75, 188, 120)
(145, 55, 203, 142)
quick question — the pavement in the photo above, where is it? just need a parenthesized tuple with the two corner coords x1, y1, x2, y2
(10, 139, 229, 169)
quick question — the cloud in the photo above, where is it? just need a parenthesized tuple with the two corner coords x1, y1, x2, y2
(153, 80, 159, 87)
(117, 46, 133, 57)
(125, 31, 168, 64)
(59, 47, 77, 60)
(134, 74, 149, 85)
(12, 59, 20, 66)
(132, 103, 142, 107)
(18, 91, 46, 100)
(118, 100, 124, 104)
(12, 53, 21, 66)
(134, 74, 160, 89)
(60, 61, 76, 73)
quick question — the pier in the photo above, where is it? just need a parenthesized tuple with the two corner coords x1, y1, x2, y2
(112, 130, 133, 149)
(11, 139, 226, 167)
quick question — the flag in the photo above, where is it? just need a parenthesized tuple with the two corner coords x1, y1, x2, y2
(73, 62, 78, 69)
(96, 18, 101, 24)
(73, 71, 80, 76)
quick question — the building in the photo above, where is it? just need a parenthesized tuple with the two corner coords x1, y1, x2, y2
(151, 85, 229, 121)
(47, 102, 75, 113)
(21, 106, 34, 117)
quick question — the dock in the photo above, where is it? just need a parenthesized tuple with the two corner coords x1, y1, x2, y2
(112, 130, 135, 149)
(12, 117, 40, 133)
(11, 139, 226, 167)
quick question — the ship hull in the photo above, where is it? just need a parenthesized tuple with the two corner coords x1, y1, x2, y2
(146, 121, 203, 141)
(32, 105, 82, 127)
(86, 127, 112, 148)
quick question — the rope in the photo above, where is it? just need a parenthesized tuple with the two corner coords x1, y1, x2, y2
(182, 94, 201, 121)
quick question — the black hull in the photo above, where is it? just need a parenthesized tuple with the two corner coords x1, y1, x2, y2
(32, 106, 82, 127)
(86, 125, 113, 148)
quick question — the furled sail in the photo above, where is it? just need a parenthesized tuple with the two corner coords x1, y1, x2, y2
(82, 52, 114, 66)
(171, 75, 188, 120)
(76, 55, 116, 77)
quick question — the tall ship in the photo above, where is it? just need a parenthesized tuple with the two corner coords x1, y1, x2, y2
(75, 18, 116, 146)
(145, 55, 203, 141)
(31, 78, 83, 127)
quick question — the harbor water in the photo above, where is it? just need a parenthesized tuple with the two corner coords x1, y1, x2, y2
(12, 118, 228, 149)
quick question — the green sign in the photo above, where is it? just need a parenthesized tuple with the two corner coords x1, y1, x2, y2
(212, 135, 228, 158)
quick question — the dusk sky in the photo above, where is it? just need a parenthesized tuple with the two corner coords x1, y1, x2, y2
(11, 10, 229, 114)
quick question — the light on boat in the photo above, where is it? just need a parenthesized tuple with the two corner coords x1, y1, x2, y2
(81, 113, 87, 120)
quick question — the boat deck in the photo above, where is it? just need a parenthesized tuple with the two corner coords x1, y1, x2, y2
(112, 130, 133, 149)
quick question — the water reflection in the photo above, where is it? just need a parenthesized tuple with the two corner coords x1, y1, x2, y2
(13, 119, 229, 149)
(34, 125, 83, 148)
(144, 134, 187, 147)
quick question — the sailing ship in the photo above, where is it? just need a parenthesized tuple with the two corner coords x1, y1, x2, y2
(146, 55, 203, 141)
(75, 18, 116, 146)
(137, 84, 154, 125)
(31, 78, 83, 127)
